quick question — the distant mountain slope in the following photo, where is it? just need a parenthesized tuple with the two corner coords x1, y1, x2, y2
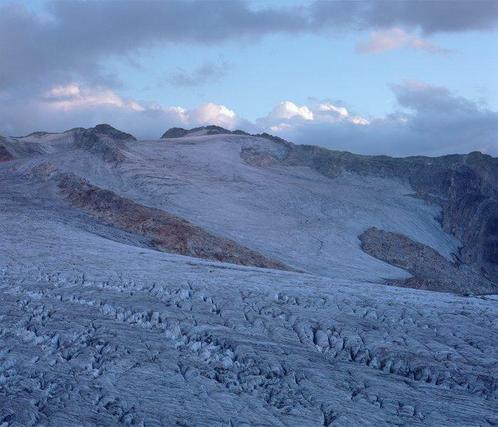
(244, 141, 498, 286)
(1, 124, 496, 294)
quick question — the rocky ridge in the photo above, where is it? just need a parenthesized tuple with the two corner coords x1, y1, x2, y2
(242, 140, 498, 289)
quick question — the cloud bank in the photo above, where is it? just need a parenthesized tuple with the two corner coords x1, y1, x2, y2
(2, 0, 498, 90)
(357, 28, 451, 54)
(277, 81, 498, 156)
(1, 81, 496, 157)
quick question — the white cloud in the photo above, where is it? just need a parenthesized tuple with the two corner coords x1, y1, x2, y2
(258, 100, 369, 132)
(357, 28, 450, 55)
(190, 103, 238, 129)
(44, 85, 240, 130)
(268, 101, 314, 121)
(0, 83, 244, 138)
(274, 82, 498, 156)
(1, 82, 496, 156)
(44, 84, 145, 112)
(315, 102, 370, 125)
(317, 103, 349, 117)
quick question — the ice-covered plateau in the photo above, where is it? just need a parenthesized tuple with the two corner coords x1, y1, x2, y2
(0, 124, 497, 426)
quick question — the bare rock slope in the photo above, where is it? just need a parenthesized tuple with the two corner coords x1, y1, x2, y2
(359, 227, 495, 293)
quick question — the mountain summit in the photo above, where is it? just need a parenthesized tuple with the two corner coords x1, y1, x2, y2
(161, 125, 248, 139)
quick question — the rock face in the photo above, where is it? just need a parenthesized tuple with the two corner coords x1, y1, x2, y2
(91, 124, 137, 141)
(0, 142, 14, 162)
(161, 125, 233, 139)
(161, 126, 254, 139)
(161, 127, 190, 138)
(72, 124, 136, 162)
(359, 227, 495, 294)
(57, 173, 290, 270)
(22, 131, 52, 138)
(242, 140, 498, 287)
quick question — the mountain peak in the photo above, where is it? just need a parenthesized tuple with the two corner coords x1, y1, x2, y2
(161, 125, 234, 139)
(90, 124, 137, 141)
(160, 125, 293, 145)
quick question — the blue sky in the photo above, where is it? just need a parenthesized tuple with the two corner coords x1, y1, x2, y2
(111, 26, 498, 120)
(1, 0, 497, 155)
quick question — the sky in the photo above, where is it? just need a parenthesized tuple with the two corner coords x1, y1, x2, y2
(1, 0, 497, 156)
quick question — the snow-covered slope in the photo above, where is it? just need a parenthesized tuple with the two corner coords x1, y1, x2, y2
(0, 125, 497, 425)
(6, 130, 463, 282)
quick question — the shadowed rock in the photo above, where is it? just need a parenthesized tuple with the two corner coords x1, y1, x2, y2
(161, 125, 233, 139)
(160, 126, 282, 141)
(359, 227, 496, 294)
(160, 127, 189, 138)
(72, 124, 136, 163)
(92, 124, 137, 141)
(57, 173, 291, 270)
(22, 131, 53, 138)
(0, 142, 14, 162)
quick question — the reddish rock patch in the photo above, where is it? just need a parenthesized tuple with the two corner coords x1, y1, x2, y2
(57, 173, 291, 270)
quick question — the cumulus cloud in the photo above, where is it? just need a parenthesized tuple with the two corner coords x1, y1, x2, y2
(1, 81, 496, 156)
(274, 82, 498, 156)
(357, 28, 450, 54)
(0, 83, 244, 139)
(269, 101, 314, 121)
(258, 100, 369, 132)
(189, 103, 238, 129)
(43, 84, 144, 112)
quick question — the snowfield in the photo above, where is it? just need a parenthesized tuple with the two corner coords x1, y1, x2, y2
(0, 129, 497, 425)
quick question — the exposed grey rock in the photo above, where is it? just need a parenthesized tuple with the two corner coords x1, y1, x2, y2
(21, 131, 53, 138)
(161, 126, 287, 142)
(160, 127, 189, 138)
(0, 139, 14, 162)
(92, 123, 137, 141)
(359, 227, 496, 294)
(72, 124, 135, 163)
(161, 125, 232, 139)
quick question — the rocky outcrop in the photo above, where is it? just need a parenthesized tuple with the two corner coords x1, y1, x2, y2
(359, 227, 496, 294)
(161, 125, 233, 139)
(242, 139, 498, 287)
(57, 173, 290, 270)
(72, 124, 136, 163)
(161, 127, 190, 138)
(160, 126, 278, 140)
(91, 124, 136, 141)
(22, 131, 52, 138)
(0, 141, 14, 162)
